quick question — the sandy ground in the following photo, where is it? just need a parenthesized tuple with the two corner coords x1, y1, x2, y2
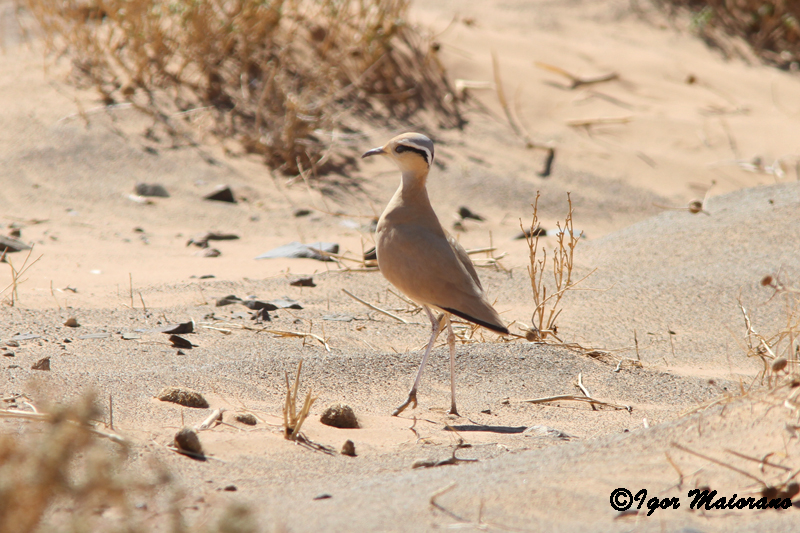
(2, 0, 800, 531)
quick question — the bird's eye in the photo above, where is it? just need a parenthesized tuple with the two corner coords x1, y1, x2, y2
(395, 145, 408, 154)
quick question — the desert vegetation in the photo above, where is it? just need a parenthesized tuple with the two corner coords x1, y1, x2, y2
(18, 0, 462, 176)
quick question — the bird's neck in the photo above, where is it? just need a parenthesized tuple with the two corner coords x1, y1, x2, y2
(399, 170, 429, 201)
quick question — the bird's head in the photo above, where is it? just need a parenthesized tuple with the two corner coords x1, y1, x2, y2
(362, 132, 434, 178)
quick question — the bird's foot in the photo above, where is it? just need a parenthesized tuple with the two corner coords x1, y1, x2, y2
(392, 390, 418, 416)
(448, 403, 460, 417)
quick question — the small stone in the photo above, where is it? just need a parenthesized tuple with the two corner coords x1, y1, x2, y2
(290, 277, 316, 287)
(6, 341, 19, 347)
(157, 387, 209, 408)
(196, 248, 221, 258)
(255, 241, 339, 262)
(235, 413, 257, 426)
(223, 485, 237, 492)
(513, 227, 547, 240)
(31, 357, 50, 371)
(169, 335, 193, 349)
(134, 183, 170, 198)
(216, 295, 242, 306)
(341, 439, 356, 457)
(293, 209, 311, 217)
(458, 206, 484, 221)
(0, 235, 31, 253)
(64, 317, 80, 327)
(2, 351, 14, 357)
(203, 185, 236, 203)
(772, 357, 788, 373)
(313, 494, 332, 501)
(174, 427, 204, 456)
(320, 403, 359, 429)
(160, 321, 195, 334)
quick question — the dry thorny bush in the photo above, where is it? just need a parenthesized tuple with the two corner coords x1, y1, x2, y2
(0, 393, 257, 532)
(656, 0, 800, 69)
(19, 0, 462, 176)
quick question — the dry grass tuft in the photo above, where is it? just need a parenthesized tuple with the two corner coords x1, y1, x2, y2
(0, 393, 258, 532)
(283, 359, 316, 440)
(656, 0, 800, 69)
(19, 0, 462, 176)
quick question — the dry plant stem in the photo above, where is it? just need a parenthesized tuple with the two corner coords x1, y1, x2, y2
(2, 246, 42, 306)
(519, 395, 631, 411)
(0, 409, 129, 446)
(195, 408, 224, 431)
(342, 288, 409, 324)
(671, 442, 766, 486)
(283, 360, 316, 441)
(534, 62, 619, 89)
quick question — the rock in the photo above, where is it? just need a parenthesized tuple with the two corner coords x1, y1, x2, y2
(186, 231, 240, 248)
(223, 485, 237, 492)
(160, 321, 195, 334)
(523, 425, 575, 441)
(341, 439, 356, 457)
(169, 335, 193, 349)
(31, 357, 50, 371)
(174, 427, 204, 456)
(235, 413, 257, 426)
(251, 308, 271, 322)
(267, 298, 303, 310)
(0, 235, 31, 253)
(77, 333, 111, 340)
(320, 403, 359, 429)
(10, 334, 39, 342)
(203, 185, 236, 203)
(313, 494, 332, 500)
(156, 387, 209, 408)
(196, 247, 221, 257)
(293, 209, 311, 217)
(290, 277, 316, 287)
(323, 314, 354, 322)
(216, 295, 242, 306)
(458, 206, 485, 221)
(64, 317, 80, 327)
(242, 300, 277, 311)
(134, 183, 170, 197)
(255, 241, 339, 262)
(2, 351, 14, 357)
(513, 226, 547, 240)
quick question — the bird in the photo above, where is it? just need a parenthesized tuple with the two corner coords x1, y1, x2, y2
(362, 132, 509, 416)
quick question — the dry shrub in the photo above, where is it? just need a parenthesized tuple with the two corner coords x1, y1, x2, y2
(656, 0, 800, 69)
(18, 0, 462, 176)
(742, 274, 800, 384)
(522, 192, 587, 343)
(0, 394, 256, 532)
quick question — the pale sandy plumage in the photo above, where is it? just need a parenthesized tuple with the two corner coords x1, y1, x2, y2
(362, 132, 508, 416)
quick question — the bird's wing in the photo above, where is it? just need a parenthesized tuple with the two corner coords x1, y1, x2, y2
(377, 223, 507, 334)
(445, 230, 482, 291)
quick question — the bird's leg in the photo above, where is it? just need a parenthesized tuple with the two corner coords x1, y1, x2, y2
(446, 315, 460, 416)
(392, 305, 441, 416)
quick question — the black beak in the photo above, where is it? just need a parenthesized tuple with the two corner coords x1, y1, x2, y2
(361, 146, 387, 159)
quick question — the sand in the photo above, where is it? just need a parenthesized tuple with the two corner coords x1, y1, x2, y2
(2, 0, 800, 531)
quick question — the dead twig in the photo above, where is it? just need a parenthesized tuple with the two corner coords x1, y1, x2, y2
(0, 409, 129, 446)
(535, 62, 619, 90)
(519, 394, 631, 411)
(342, 288, 410, 324)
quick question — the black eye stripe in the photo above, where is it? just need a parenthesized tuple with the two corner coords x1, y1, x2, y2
(395, 144, 430, 165)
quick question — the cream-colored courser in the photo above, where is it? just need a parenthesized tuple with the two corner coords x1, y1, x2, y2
(362, 132, 509, 416)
